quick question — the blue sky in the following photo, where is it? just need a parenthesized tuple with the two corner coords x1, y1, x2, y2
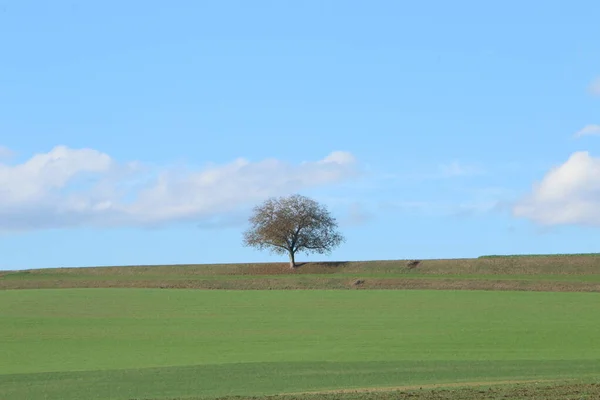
(1, 0, 599, 270)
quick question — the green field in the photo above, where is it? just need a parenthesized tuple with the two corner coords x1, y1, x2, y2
(2, 287, 600, 399)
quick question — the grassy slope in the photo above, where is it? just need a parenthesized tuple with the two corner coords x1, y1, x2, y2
(1, 289, 600, 399)
(3, 254, 600, 291)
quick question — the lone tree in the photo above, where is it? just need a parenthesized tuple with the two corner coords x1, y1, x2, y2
(243, 194, 345, 269)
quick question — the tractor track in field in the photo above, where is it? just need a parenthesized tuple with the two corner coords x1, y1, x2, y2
(286, 379, 558, 395)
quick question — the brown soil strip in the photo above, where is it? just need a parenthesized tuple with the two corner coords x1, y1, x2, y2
(204, 381, 600, 400)
(2, 277, 600, 292)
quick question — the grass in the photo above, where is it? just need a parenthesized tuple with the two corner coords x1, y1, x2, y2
(1, 288, 600, 399)
(479, 252, 600, 258)
(2, 363, 599, 399)
(2, 255, 600, 399)
(3, 254, 600, 291)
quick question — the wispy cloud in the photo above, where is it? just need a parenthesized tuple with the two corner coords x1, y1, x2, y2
(387, 161, 486, 182)
(0, 145, 359, 232)
(574, 124, 600, 138)
(0, 146, 14, 161)
(438, 161, 485, 178)
(589, 77, 600, 96)
(378, 185, 513, 219)
(378, 199, 502, 218)
(340, 202, 375, 227)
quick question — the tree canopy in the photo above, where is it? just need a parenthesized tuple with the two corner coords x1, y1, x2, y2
(243, 194, 345, 268)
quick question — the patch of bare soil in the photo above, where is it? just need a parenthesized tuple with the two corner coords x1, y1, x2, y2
(205, 381, 600, 400)
(357, 278, 600, 292)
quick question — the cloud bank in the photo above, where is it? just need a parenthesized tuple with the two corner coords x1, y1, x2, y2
(0, 146, 358, 232)
(513, 151, 600, 226)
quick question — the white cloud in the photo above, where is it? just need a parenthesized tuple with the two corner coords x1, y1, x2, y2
(513, 151, 600, 226)
(320, 151, 356, 165)
(574, 124, 600, 138)
(590, 77, 600, 96)
(0, 146, 359, 232)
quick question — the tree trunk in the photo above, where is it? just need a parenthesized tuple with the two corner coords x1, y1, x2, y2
(289, 251, 296, 269)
